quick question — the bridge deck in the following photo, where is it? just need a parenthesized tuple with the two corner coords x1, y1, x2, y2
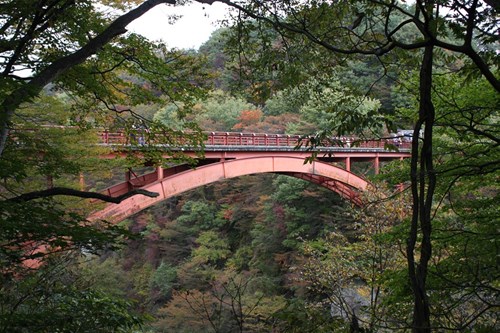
(100, 130, 411, 150)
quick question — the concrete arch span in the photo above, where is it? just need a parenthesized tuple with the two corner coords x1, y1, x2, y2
(90, 156, 370, 223)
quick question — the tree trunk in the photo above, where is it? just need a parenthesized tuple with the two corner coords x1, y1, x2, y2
(407, 43, 436, 333)
(350, 313, 363, 333)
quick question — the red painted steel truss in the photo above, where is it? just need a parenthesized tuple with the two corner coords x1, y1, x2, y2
(87, 131, 412, 223)
(90, 136, 410, 223)
(278, 172, 364, 206)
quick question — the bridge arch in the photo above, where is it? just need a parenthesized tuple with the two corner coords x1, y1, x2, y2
(90, 156, 370, 223)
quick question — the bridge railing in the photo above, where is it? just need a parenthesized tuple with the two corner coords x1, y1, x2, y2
(98, 130, 412, 149)
(206, 132, 299, 146)
(100, 131, 128, 145)
(11, 126, 411, 149)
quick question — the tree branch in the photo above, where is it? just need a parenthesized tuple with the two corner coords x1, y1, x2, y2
(0, 0, 177, 157)
(7, 187, 159, 203)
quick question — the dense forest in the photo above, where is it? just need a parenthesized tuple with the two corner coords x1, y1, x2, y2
(0, 1, 498, 332)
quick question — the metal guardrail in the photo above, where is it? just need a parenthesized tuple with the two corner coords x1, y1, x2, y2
(99, 130, 412, 150)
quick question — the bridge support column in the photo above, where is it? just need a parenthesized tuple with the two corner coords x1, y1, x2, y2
(374, 156, 380, 174)
(345, 157, 351, 172)
(157, 166, 164, 180)
(125, 169, 132, 191)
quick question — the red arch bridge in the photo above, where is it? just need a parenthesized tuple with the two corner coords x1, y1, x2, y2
(90, 131, 411, 223)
